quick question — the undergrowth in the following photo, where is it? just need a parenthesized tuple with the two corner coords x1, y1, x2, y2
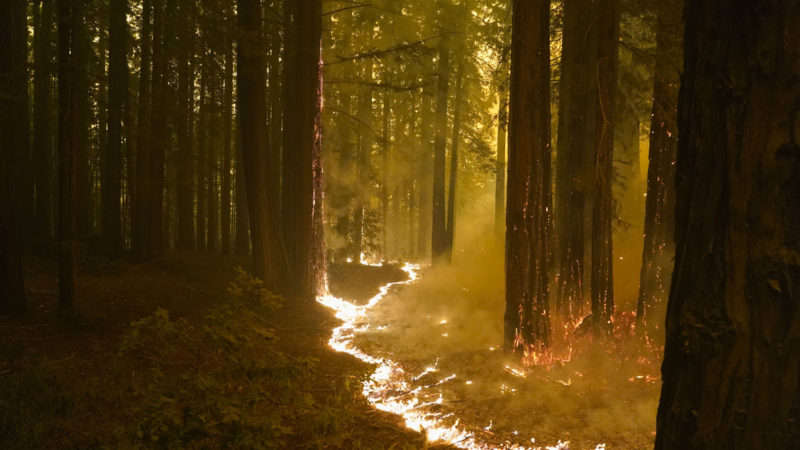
(0, 267, 414, 449)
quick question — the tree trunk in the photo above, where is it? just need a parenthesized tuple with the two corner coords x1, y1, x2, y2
(0, 0, 28, 313)
(431, 37, 450, 263)
(281, 0, 324, 299)
(656, 1, 800, 448)
(234, 130, 250, 255)
(554, 0, 597, 321)
(267, 1, 282, 230)
(56, 0, 83, 313)
(495, 86, 507, 248)
(590, 0, 618, 335)
(446, 59, 464, 261)
(207, 79, 219, 253)
(417, 74, 434, 258)
(176, 1, 196, 251)
(148, 0, 168, 256)
(381, 91, 390, 260)
(196, 51, 208, 251)
(103, 0, 127, 258)
(635, 0, 681, 341)
(9, 0, 32, 239)
(238, 0, 287, 288)
(132, 0, 152, 258)
(33, 0, 55, 240)
(504, 0, 552, 358)
(221, 19, 233, 254)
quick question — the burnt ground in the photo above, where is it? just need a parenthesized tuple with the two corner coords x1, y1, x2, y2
(0, 253, 446, 449)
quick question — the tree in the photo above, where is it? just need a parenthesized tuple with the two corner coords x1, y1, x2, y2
(33, 0, 55, 240)
(132, 0, 153, 258)
(103, 0, 128, 258)
(590, 0, 618, 334)
(656, 1, 800, 447)
(494, 84, 507, 247)
(237, 0, 286, 288)
(281, 0, 325, 299)
(176, 0, 196, 251)
(431, 35, 450, 263)
(147, 0, 169, 256)
(0, 0, 28, 313)
(504, 0, 552, 359)
(635, 0, 682, 340)
(56, 0, 86, 313)
(554, 0, 597, 321)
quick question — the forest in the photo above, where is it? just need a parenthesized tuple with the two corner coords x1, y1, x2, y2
(0, 0, 798, 448)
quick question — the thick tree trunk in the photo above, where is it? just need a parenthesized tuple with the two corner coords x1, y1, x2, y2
(0, 0, 28, 313)
(431, 38, 450, 263)
(494, 87, 507, 248)
(554, 0, 597, 321)
(267, 1, 283, 230)
(238, 0, 287, 288)
(281, 0, 325, 299)
(504, 0, 552, 359)
(33, 0, 55, 240)
(132, 0, 152, 258)
(103, 0, 127, 258)
(656, 2, 800, 448)
(590, 0, 618, 334)
(635, 0, 681, 340)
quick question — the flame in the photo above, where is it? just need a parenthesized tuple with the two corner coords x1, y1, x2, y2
(317, 263, 605, 450)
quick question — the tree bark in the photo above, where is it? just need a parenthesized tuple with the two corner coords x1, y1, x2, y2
(238, 0, 287, 288)
(495, 86, 507, 248)
(431, 37, 450, 263)
(280, 0, 325, 299)
(221, 14, 234, 254)
(504, 0, 552, 359)
(590, 0, 618, 335)
(176, 1, 196, 251)
(33, 0, 55, 240)
(554, 0, 597, 320)
(656, 1, 800, 448)
(103, 0, 127, 258)
(0, 0, 28, 313)
(56, 0, 84, 313)
(132, 0, 152, 258)
(445, 59, 464, 260)
(635, 0, 682, 340)
(148, 0, 168, 256)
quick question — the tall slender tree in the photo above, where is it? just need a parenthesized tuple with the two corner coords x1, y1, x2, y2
(176, 1, 196, 251)
(590, 0, 619, 334)
(431, 36, 450, 263)
(635, 0, 682, 340)
(238, 0, 286, 288)
(33, 0, 55, 239)
(504, 0, 552, 359)
(554, 0, 597, 320)
(132, 0, 153, 258)
(103, 0, 128, 257)
(656, 1, 800, 447)
(0, 0, 28, 313)
(282, 0, 325, 299)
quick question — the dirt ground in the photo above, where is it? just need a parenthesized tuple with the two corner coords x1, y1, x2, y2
(0, 253, 446, 449)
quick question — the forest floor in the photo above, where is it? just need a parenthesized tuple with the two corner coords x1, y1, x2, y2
(0, 253, 448, 449)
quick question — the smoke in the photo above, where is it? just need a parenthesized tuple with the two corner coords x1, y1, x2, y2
(349, 180, 661, 449)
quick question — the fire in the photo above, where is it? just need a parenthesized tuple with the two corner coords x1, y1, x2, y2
(317, 263, 606, 450)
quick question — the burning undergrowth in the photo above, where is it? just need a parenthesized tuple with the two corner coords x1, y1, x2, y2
(320, 241, 661, 449)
